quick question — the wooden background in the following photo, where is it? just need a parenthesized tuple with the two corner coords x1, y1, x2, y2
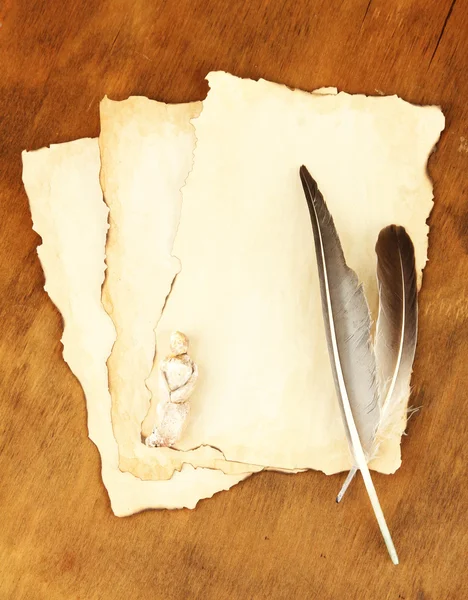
(1, 0, 467, 598)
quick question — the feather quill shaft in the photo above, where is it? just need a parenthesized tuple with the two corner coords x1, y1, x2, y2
(335, 466, 357, 503)
(300, 166, 398, 564)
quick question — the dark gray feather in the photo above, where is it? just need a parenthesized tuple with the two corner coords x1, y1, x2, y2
(375, 225, 418, 438)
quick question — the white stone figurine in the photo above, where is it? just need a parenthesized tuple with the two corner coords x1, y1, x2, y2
(145, 331, 198, 448)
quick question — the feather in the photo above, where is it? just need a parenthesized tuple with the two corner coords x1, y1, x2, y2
(300, 165, 398, 564)
(337, 226, 418, 502)
(374, 225, 418, 450)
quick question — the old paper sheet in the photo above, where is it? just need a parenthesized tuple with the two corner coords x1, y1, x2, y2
(99, 97, 260, 480)
(151, 72, 445, 474)
(22, 138, 248, 516)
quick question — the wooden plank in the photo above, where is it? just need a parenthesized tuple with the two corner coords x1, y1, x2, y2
(1, 0, 467, 597)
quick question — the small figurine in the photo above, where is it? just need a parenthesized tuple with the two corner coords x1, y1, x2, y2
(145, 331, 198, 448)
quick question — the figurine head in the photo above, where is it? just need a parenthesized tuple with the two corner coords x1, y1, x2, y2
(170, 331, 189, 356)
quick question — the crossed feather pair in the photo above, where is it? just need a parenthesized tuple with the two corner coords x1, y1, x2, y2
(300, 166, 418, 565)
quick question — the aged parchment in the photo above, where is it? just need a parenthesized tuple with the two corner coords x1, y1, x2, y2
(23, 74, 445, 508)
(22, 138, 249, 516)
(99, 97, 261, 480)
(150, 72, 445, 474)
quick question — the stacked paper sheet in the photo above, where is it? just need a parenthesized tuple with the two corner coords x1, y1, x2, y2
(22, 72, 444, 516)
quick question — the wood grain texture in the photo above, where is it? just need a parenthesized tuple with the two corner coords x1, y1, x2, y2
(1, 0, 467, 598)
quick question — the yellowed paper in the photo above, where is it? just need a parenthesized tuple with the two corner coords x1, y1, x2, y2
(99, 97, 260, 480)
(151, 72, 445, 474)
(22, 138, 249, 516)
